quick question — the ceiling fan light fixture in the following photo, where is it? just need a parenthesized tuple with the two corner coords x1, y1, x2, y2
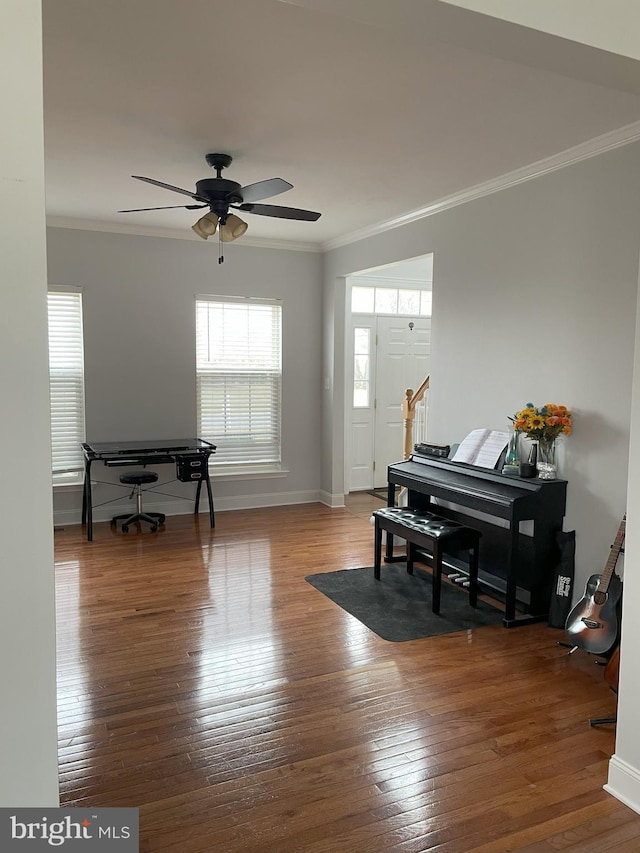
(219, 214, 248, 242)
(122, 156, 320, 258)
(192, 211, 219, 240)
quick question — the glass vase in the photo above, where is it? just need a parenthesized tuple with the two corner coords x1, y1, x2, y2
(501, 427, 520, 474)
(537, 438, 557, 480)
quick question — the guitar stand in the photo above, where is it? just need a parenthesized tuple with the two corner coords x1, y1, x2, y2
(589, 684, 618, 727)
(556, 642, 618, 725)
(589, 715, 616, 726)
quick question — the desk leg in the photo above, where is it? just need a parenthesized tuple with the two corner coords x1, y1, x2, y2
(81, 467, 88, 525)
(194, 478, 215, 528)
(82, 459, 94, 541)
(205, 475, 215, 528)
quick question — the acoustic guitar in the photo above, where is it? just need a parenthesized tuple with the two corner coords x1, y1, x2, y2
(564, 515, 625, 655)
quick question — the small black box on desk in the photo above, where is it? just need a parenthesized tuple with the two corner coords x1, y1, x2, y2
(176, 454, 208, 481)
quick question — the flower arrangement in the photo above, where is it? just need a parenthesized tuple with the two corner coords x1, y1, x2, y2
(512, 403, 572, 442)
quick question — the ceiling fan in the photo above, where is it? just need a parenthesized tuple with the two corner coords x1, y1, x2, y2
(119, 153, 321, 262)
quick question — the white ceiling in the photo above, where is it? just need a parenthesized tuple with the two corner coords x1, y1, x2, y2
(42, 0, 640, 249)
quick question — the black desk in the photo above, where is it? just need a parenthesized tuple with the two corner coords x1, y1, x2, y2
(387, 456, 567, 626)
(81, 438, 216, 541)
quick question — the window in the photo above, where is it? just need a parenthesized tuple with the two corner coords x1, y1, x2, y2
(47, 290, 86, 483)
(351, 284, 432, 316)
(353, 327, 371, 408)
(196, 296, 282, 467)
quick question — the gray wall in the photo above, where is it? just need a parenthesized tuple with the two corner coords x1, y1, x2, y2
(610, 257, 640, 808)
(323, 141, 640, 602)
(47, 228, 324, 523)
(0, 0, 59, 806)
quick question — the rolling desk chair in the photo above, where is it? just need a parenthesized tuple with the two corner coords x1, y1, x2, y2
(111, 471, 166, 533)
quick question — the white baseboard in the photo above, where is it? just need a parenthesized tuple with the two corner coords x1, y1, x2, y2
(319, 490, 345, 508)
(53, 489, 336, 528)
(605, 754, 640, 815)
(212, 490, 320, 512)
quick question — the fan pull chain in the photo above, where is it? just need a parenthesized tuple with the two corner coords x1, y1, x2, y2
(218, 230, 224, 264)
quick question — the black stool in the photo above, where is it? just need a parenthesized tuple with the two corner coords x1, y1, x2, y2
(111, 471, 165, 533)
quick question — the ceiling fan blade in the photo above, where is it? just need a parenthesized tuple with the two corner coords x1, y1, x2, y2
(234, 202, 321, 221)
(131, 175, 207, 202)
(118, 204, 208, 213)
(238, 177, 293, 204)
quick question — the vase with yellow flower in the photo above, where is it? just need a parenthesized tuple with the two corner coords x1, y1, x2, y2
(512, 403, 572, 480)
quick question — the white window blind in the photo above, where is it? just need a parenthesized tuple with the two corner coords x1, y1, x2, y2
(47, 291, 86, 481)
(196, 297, 282, 466)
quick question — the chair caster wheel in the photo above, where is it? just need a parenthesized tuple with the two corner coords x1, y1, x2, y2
(122, 525, 129, 533)
(151, 525, 158, 532)
(158, 516, 166, 525)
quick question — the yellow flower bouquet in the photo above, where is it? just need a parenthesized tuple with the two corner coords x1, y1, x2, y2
(512, 403, 572, 442)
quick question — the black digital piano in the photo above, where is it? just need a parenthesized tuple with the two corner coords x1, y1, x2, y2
(386, 455, 567, 627)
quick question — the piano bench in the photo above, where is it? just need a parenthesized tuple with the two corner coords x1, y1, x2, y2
(372, 507, 480, 615)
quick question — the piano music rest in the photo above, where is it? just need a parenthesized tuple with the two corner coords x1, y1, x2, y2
(373, 507, 480, 615)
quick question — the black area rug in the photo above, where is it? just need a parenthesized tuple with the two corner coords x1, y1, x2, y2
(365, 486, 400, 501)
(305, 564, 504, 642)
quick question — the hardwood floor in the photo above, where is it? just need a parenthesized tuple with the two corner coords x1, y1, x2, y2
(54, 496, 640, 852)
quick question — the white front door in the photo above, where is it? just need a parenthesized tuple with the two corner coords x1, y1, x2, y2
(373, 316, 431, 487)
(347, 315, 431, 492)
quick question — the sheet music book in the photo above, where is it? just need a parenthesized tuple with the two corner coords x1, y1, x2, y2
(450, 428, 510, 468)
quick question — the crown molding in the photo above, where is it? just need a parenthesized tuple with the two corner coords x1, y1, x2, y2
(47, 120, 640, 256)
(46, 216, 321, 253)
(322, 119, 640, 251)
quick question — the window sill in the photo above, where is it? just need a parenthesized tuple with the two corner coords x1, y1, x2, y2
(210, 467, 289, 482)
(52, 479, 84, 491)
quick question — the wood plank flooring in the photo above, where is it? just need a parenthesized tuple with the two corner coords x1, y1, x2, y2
(53, 495, 640, 852)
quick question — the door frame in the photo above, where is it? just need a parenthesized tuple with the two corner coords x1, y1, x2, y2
(342, 256, 434, 495)
(345, 311, 431, 492)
